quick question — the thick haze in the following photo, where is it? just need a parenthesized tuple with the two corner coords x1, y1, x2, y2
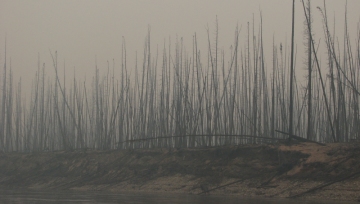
(0, 0, 359, 94)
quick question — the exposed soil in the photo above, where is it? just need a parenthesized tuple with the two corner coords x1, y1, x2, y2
(0, 142, 359, 202)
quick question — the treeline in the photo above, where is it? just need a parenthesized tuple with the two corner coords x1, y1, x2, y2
(0, 2, 359, 152)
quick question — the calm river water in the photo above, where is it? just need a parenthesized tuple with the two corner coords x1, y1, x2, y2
(0, 189, 357, 204)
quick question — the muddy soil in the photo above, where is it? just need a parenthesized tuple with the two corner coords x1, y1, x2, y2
(0, 142, 359, 202)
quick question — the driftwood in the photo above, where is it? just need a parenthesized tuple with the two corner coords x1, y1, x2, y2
(257, 173, 278, 188)
(275, 130, 326, 146)
(198, 177, 249, 195)
(288, 171, 360, 198)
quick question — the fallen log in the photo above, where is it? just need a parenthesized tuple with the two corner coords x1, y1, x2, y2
(275, 130, 325, 146)
(119, 134, 287, 145)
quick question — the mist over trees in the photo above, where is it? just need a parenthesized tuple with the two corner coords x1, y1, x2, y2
(0, 2, 359, 152)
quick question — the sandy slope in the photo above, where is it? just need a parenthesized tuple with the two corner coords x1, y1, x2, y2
(0, 142, 359, 202)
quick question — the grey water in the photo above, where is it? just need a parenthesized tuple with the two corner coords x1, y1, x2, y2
(0, 189, 356, 204)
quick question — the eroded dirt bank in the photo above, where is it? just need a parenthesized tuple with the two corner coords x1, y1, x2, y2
(0, 142, 359, 202)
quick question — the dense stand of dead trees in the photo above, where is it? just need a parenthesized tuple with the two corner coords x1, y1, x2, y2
(0, 3, 359, 152)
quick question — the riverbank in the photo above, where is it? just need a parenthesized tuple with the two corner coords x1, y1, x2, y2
(0, 142, 359, 202)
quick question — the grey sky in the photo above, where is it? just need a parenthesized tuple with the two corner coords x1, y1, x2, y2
(0, 0, 359, 93)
